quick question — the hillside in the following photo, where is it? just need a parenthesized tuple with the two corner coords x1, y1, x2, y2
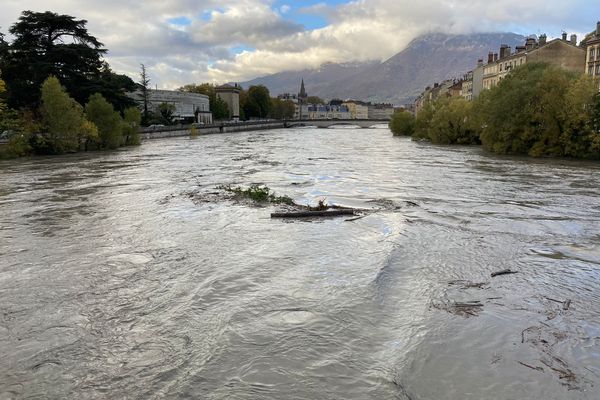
(240, 32, 526, 104)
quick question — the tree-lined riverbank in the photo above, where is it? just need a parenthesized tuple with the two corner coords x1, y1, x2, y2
(391, 63, 600, 159)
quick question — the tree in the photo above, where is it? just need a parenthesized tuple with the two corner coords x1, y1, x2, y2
(179, 83, 229, 120)
(478, 63, 580, 157)
(244, 85, 271, 119)
(269, 98, 295, 120)
(39, 76, 96, 154)
(307, 96, 324, 104)
(139, 64, 151, 124)
(212, 96, 229, 120)
(389, 110, 415, 136)
(87, 64, 137, 113)
(0, 70, 6, 115)
(427, 97, 479, 145)
(3, 11, 107, 109)
(561, 75, 600, 158)
(85, 93, 122, 149)
(151, 102, 176, 125)
(413, 100, 435, 141)
(122, 107, 141, 145)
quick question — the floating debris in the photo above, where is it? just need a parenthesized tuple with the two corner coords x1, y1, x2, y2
(491, 269, 519, 278)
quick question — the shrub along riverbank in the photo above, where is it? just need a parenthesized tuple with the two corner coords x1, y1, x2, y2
(0, 11, 141, 159)
(1, 75, 140, 158)
(391, 63, 600, 159)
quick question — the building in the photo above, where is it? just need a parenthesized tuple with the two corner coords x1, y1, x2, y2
(130, 89, 212, 124)
(297, 104, 352, 120)
(584, 21, 600, 87)
(413, 79, 455, 115)
(342, 100, 369, 119)
(368, 103, 396, 120)
(215, 84, 241, 121)
(482, 34, 586, 90)
(277, 93, 299, 103)
(449, 80, 464, 98)
(472, 60, 485, 99)
(461, 71, 474, 101)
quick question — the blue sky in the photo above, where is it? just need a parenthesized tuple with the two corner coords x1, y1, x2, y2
(2, 0, 599, 87)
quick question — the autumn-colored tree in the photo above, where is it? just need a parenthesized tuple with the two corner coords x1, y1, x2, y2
(40, 76, 96, 154)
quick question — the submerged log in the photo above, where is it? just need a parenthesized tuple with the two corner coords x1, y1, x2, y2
(491, 269, 519, 278)
(271, 209, 356, 218)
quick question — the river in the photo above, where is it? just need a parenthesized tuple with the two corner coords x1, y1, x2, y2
(1, 127, 599, 399)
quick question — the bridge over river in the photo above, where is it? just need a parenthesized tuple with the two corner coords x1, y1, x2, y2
(285, 119, 389, 129)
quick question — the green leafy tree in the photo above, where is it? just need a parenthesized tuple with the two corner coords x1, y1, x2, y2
(389, 110, 415, 136)
(85, 93, 122, 149)
(39, 76, 95, 154)
(87, 64, 137, 113)
(306, 96, 324, 104)
(244, 85, 271, 119)
(150, 102, 176, 125)
(427, 97, 479, 145)
(179, 83, 229, 120)
(122, 107, 141, 146)
(560, 75, 600, 158)
(0, 70, 6, 115)
(212, 96, 230, 120)
(477, 63, 599, 157)
(3, 11, 106, 109)
(238, 88, 247, 120)
(0, 70, 32, 158)
(139, 64, 151, 124)
(413, 101, 435, 141)
(269, 98, 295, 120)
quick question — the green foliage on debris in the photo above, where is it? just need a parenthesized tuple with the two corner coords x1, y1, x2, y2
(218, 185, 295, 205)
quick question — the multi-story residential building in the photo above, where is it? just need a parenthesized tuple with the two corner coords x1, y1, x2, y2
(342, 100, 369, 119)
(413, 79, 455, 115)
(472, 60, 485, 99)
(368, 103, 396, 120)
(482, 34, 585, 90)
(461, 71, 474, 101)
(277, 93, 299, 103)
(449, 80, 464, 98)
(584, 21, 600, 87)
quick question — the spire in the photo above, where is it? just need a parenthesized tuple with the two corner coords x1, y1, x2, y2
(299, 78, 307, 99)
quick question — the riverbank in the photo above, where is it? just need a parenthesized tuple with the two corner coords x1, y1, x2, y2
(140, 120, 285, 140)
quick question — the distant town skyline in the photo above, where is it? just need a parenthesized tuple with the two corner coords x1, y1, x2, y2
(1, 1, 599, 88)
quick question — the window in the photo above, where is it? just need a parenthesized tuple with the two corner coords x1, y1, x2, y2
(596, 64, 600, 75)
(589, 66, 594, 76)
(591, 48, 596, 61)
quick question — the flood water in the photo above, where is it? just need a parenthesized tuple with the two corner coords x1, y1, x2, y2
(1, 127, 600, 399)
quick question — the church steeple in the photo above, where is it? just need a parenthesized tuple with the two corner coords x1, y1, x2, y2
(299, 78, 307, 102)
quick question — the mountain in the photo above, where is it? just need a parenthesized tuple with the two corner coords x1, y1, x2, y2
(240, 32, 526, 104)
(240, 61, 379, 98)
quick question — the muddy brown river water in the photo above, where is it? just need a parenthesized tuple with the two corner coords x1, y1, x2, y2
(1, 127, 600, 399)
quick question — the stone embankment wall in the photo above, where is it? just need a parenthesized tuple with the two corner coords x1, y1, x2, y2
(141, 121, 285, 140)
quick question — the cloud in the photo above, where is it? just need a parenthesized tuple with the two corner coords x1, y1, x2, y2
(1, 0, 599, 89)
